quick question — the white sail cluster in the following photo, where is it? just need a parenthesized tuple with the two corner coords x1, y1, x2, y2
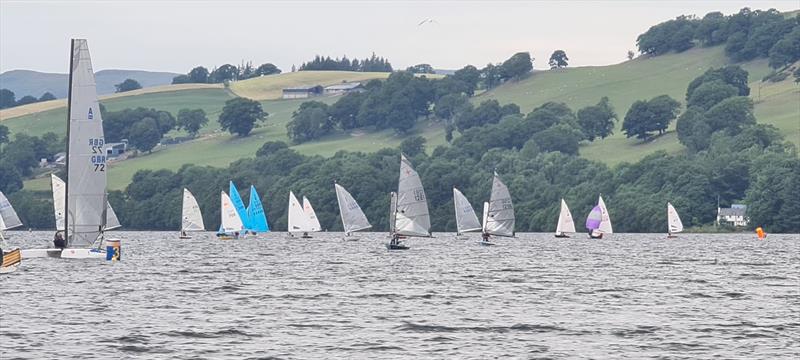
(288, 191, 321, 234)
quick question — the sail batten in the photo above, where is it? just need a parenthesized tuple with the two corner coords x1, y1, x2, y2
(453, 187, 481, 234)
(65, 39, 107, 247)
(483, 172, 515, 237)
(394, 154, 431, 237)
(182, 188, 205, 232)
(667, 202, 684, 234)
(555, 198, 576, 235)
(335, 183, 371, 234)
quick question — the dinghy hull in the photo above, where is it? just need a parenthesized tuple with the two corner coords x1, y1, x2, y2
(20, 248, 63, 258)
(59, 248, 106, 259)
(554, 233, 570, 238)
(386, 243, 409, 250)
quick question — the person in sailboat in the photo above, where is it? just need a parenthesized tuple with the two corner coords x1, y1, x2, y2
(53, 231, 65, 249)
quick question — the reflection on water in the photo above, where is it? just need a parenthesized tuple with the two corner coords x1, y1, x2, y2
(1, 232, 798, 358)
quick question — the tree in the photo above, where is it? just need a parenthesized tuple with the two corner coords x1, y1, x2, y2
(210, 64, 239, 83)
(286, 101, 331, 143)
(128, 117, 161, 152)
(686, 80, 738, 110)
(676, 108, 712, 151)
(115, 78, 142, 93)
(0, 162, 22, 194)
(433, 93, 469, 121)
(452, 65, 481, 95)
(531, 123, 582, 155)
(622, 95, 680, 140)
(256, 141, 289, 157)
(177, 109, 209, 137)
(703, 96, 755, 134)
(501, 52, 533, 80)
(0, 89, 15, 109)
(218, 97, 267, 136)
(15, 95, 38, 106)
(406, 64, 435, 74)
(329, 92, 365, 129)
(548, 50, 569, 68)
(627, 50, 635, 60)
(768, 28, 800, 69)
(686, 66, 750, 100)
(38, 92, 56, 101)
(255, 63, 281, 76)
(577, 97, 617, 141)
(171, 75, 191, 84)
(400, 136, 427, 157)
(188, 66, 210, 83)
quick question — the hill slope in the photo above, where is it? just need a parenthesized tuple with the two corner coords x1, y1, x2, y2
(0, 69, 181, 98)
(477, 46, 797, 165)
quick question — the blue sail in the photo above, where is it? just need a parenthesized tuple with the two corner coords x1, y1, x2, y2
(229, 181, 251, 230)
(247, 185, 270, 233)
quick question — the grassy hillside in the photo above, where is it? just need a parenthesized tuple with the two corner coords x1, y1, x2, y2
(230, 71, 392, 100)
(477, 46, 797, 165)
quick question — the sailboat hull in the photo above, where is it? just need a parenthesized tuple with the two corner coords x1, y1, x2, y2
(20, 248, 64, 258)
(60, 248, 106, 259)
(554, 233, 570, 238)
(588, 233, 603, 239)
(386, 243, 409, 250)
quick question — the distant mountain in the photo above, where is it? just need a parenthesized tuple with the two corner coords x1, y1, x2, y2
(0, 69, 181, 99)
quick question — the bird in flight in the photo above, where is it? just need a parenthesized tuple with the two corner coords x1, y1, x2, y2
(417, 18, 438, 26)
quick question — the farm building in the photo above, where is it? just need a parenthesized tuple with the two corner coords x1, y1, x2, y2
(282, 85, 323, 99)
(324, 82, 364, 95)
(717, 204, 748, 227)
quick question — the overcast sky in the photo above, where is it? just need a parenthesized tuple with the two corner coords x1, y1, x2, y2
(1, 0, 797, 74)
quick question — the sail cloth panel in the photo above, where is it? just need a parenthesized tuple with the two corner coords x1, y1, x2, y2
(229, 181, 251, 230)
(483, 172, 515, 237)
(66, 39, 107, 247)
(335, 183, 371, 234)
(220, 191, 244, 233)
(52, 174, 119, 231)
(288, 191, 309, 233)
(453, 187, 481, 234)
(395, 155, 431, 237)
(597, 195, 613, 233)
(182, 188, 205, 232)
(303, 197, 322, 232)
(556, 198, 576, 234)
(667, 202, 684, 233)
(247, 186, 269, 233)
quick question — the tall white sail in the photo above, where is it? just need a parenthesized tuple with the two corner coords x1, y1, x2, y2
(52, 174, 118, 231)
(303, 196, 322, 232)
(481, 201, 489, 233)
(105, 202, 121, 231)
(667, 202, 684, 234)
(394, 154, 431, 237)
(220, 191, 244, 233)
(597, 195, 613, 234)
(483, 172, 515, 237)
(0, 191, 23, 231)
(65, 39, 107, 247)
(555, 198, 576, 234)
(287, 191, 308, 233)
(453, 187, 481, 234)
(389, 192, 398, 235)
(182, 188, 205, 232)
(335, 183, 371, 234)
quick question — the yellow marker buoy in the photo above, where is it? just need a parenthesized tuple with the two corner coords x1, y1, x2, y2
(756, 227, 766, 240)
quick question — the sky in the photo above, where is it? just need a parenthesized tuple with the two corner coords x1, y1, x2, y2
(1, 0, 798, 74)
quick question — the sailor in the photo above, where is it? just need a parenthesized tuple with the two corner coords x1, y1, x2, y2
(53, 231, 66, 249)
(181, 230, 187, 237)
(482, 232, 489, 243)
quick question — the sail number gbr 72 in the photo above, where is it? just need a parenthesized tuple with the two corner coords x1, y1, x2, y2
(89, 137, 106, 172)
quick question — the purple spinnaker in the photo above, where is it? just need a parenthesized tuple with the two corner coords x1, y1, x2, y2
(585, 205, 602, 230)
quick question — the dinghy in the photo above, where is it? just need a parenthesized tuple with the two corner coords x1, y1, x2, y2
(586, 195, 612, 239)
(481, 172, 515, 245)
(217, 191, 244, 240)
(22, 40, 121, 260)
(246, 185, 270, 235)
(288, 191, 314, 238)
(554, 198, 576, 238)
(667, 202, 683, 238)
(335, 183, 372, 241)
(453, 187, 481, 240)
(0, 192, 23, 273)
(229, 181, 251, 235)
(303, 196, 322, 236)
(388, 154, 431, 250)
(180, 188, 205, 239)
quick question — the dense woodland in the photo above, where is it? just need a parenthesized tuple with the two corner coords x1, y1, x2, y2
(299, 54, 393, 72)
(1, 7, 798, 233)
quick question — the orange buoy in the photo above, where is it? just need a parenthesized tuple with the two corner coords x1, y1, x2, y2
(756, 227, 766, 240)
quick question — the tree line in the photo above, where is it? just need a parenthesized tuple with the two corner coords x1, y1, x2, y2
(172, 62, 282, 85)
(637, 8, 800, 69)
(0, 89, 57, 109)
(299, 53, 393, 72)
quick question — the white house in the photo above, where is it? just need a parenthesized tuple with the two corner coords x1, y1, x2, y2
(717, 204, 748, 227)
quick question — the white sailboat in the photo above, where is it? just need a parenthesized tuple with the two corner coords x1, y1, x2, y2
(588, 195, 613, 239)
(303, 196, 322, 233)
(217, 191, 243, 240)
(667, 202, 684, 237)
(287, 191, 313, 238)
(388, 154, 431, 250)
(180, 188, 205, 239)
(453, 187, 481, 239)
(554, 198, 576, 238)
(481, 172, 515, 244)
(22, 40, 117, 259)
(335, 183, 371, 241)
(0, 192, 23, 273)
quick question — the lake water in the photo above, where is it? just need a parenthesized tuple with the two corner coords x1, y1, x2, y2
(1, 232, 798, 359)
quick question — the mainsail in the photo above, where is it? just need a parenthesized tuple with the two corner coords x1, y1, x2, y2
(335, 183, 371, 234)
(229, 181, 251, 230)
(667, 202, 684, 234)
(182, 188, 205, 232)
(597, 195, 613, 233)
(585, 205, 602, 231)
(287, 191, 308, 233)
(246, 185, 269, 233)
(555, 198, 576, 235)
(219, 191, 244, 233)
(483, 172, 515, 237)
(65, 39, 108, 247)
(302, 196, 321, 232)
(52, 174, 119, 231)
(394, 154, 431, 237)
(453, 187, 481, 234)
(0, 191, 23, 231)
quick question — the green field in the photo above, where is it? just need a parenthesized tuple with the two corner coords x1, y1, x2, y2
(11, 50, 799, 191)
(477, 46, 796, 165)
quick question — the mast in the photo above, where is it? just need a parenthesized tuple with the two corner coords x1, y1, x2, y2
(64, 39, 74, 246)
